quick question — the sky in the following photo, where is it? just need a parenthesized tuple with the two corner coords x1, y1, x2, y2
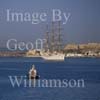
(0, 0, 100, 47)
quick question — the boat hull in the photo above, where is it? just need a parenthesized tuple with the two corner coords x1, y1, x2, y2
(42, 54, 65, 61)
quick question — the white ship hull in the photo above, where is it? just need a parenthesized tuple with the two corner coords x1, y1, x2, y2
(42, 54, 65, 61)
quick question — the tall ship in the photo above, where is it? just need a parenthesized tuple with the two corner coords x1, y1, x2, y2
(41, 21, 65, 61)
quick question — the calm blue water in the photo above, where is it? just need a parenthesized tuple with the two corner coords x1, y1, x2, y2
(0, 57, 100, 100)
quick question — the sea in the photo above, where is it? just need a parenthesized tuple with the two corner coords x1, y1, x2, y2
(0, 57, 100, 100)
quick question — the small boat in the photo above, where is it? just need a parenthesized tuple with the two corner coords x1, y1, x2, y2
(28, 64, 40, 79)
(29, 75, 40, 79)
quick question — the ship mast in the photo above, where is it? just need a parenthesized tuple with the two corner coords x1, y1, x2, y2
(44, 21, 63, 53)
(45, 24, 49, 51)
(51, 21, 56, 52)
(57, 21, 63, 52)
